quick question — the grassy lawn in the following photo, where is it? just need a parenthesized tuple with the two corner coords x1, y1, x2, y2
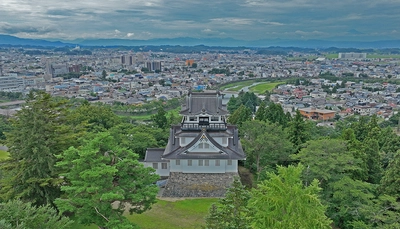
(72, 198, 217, 229)
(249, 82, 282, 94)
(0, 150, 9, 160)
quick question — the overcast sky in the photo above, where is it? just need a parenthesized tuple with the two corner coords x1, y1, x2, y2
(0, 0, 398, 41)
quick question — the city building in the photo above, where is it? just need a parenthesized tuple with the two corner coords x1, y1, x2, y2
(338, 52, 367, 59)
(299, 107, 336, 120)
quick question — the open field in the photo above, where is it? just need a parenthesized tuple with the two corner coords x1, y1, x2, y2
(249, 82, 282, 94)
(73, 198, 217, 229)
(0, 150, 9, 160)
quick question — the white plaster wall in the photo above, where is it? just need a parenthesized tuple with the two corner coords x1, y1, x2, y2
(143, 162, 170, 177)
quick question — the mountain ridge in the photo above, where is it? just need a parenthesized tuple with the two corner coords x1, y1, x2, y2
(1, 34, 400, 49)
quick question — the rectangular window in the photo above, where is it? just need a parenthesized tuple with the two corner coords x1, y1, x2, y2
(181, 137, 185, 144)
(199, 160, 203, 166)
(176, 160, 180, 166)
(211, 116, 219, 121)
(205, 160, 209, 166)
(204, 143, 209, 149)
(228, 160, 232, 166)
(215, 160, 220, 166)
(222, 138, 227, 145)
(198, 143, 203, 149)
(152, 163, 158, 169)
(188, 160, 192, 166)
(189, 116, 196, 121)
(162, 163, 167, 169)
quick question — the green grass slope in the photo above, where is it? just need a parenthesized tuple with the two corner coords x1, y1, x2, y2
(73, 198, 217, 229)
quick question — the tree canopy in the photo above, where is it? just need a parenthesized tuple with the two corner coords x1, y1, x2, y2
(55, 132, 159, 229)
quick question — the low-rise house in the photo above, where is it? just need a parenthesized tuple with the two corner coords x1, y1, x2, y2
(299, 107, 336, 121)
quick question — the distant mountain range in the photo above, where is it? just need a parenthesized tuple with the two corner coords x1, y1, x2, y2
(1, 34, 400, 49)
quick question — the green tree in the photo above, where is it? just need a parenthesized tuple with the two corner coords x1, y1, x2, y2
(291, 139, 359, 188)
(0, 116, 12, 141)
(0, 199, 73, 229)
(287, 109, 309, 152)
(248, 164, 332, 229)
(227, 104, 252, 126)
(254, 101, 267, 121)
(380, 150, 400, 196)
(109, 124, 159, 159)
(240, 120, 293, 179)
(204, 177, 251, 229)
(328, 176, 375, 229)
(264, 103, 289, 127)
(151, 107, 168, 129)
(0, 91, 80, 206)
(363, 137, 382, 184)
(68, 102, 121, 132)
(55, 132, 159, 229)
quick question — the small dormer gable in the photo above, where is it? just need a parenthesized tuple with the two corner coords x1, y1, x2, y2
(186, 132, 221, 153)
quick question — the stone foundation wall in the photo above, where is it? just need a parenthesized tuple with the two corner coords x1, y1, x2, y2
(162, 172, 239, 197)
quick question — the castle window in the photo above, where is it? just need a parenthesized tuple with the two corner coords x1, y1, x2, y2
(176, 160, 180, 166)
(205, 160, 209, 166)
(181, 137, 185, 144)
(189, 116, 196, 121)
(228, 160, 232, 165)
(222, 138, 227, 145)
(199, 143, 209, 149)
(188, 160, 192, 166)
(152, 163, 158, 169)
(199, 160, 203, 166)
(215, 160, 220, 166)
(211, 116, 219, 121)
(161, 163, 167, 169)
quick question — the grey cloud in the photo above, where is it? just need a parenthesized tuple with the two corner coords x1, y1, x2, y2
(0, 23, 56, 35)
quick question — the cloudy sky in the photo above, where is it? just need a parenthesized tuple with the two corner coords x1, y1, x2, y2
(0, 0, 399, 41)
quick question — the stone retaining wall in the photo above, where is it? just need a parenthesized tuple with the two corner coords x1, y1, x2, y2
(162, 172, 239, 197)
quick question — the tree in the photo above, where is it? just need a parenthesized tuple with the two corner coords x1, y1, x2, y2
(291, 139, 360, 188)
(380, 150, 400, 196)
(0, 116, 12, 141)
(0, 199, 73, 229)
(204, 177, 251, 229)
(0, 91, 80, 206)
(362, 137, 382, 184)
(109, 124, 159, 159)
(254, 101, 266, 121)
(248, 164, 332, 229)
(227, 104, 252, 126)
(55, 132, 159, 229)
(68, 102, 121, 132)
(328, 176, 375, 229)
(240, 120, 293, 179)
(287, 109, 309, 152)
(151, 107, 168, 129)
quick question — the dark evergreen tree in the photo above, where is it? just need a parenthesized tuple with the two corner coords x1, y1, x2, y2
(227, 104, 252, 126)
(151, 107, 168, 129)
(204, 177, 251, 229)
(0, 91, 80, 206)
(287, 110, 309, 152)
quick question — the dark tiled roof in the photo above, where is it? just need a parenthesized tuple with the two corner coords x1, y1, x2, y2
(144, 148, 166, 162)
(162, 125, 245, 160)
(180, 91, 228, 115)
